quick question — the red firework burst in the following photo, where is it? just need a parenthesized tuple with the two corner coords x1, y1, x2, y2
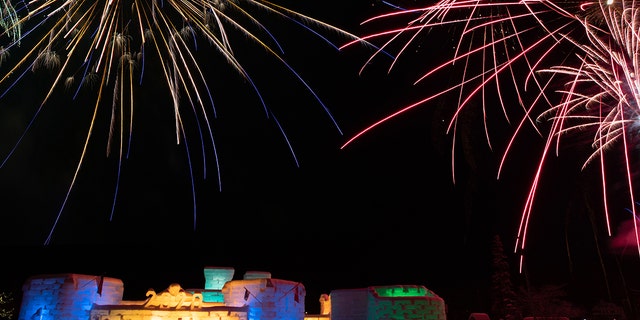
(341, 0, 640, 265)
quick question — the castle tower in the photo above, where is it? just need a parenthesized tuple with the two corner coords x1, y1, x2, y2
(222, 274, 305, 320)
(202, 266, 235, 302)
(18, 273, 123, 320)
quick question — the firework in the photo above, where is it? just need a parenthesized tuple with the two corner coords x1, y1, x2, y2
(341, 0, 640, 264)
(0, 0, 364, 245)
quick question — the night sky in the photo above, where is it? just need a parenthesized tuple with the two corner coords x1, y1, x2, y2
(1, 0, 639, 317)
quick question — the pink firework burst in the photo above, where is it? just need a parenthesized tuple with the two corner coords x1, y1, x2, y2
(341, 0, 640, 265)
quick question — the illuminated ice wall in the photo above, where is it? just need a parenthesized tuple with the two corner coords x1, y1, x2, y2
(18, 273, 123, 320)
(329, 285, 446, 320)
(16, 267, 448, 320)
(222, 272, 305, 320)
(201, 266, 235, 302)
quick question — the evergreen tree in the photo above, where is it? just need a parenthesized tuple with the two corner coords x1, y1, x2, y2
(517, 284, 586, 318)
(0, 291, 15, 320)
(490, 234, 522, 320)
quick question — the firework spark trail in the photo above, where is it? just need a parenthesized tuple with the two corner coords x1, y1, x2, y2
(0, 0, 368, 245)
(341, 0, 640, 266)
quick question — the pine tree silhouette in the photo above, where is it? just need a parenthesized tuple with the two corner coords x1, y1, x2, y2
(490, 234, 522, 320)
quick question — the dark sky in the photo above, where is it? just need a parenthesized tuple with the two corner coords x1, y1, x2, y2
(1, 0, 639, 316)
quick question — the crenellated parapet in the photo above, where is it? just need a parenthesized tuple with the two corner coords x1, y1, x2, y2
(329, 285, 447, 320)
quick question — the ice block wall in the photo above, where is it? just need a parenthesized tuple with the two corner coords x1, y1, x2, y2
(223, 276, 305, 320)
(18, 273, 123, 320)
(202, 266, 235, 302)
(329, 285, 447, 320)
